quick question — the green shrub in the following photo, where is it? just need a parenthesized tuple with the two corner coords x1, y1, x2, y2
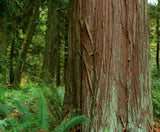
(152, 79, 160, 117)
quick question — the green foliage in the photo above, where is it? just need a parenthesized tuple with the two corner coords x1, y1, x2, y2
(0, 82, 89, 131)
(37, 92, 49, 131)
(13, 100, 31, 122)
(105, 128, 109, 132)
(0, 86, 5, 101)
(54, 115, 89, 132)
(0, 102, 10, 117)
(151, 68, 160, 80)
(152, 79, 160, 117)
(0, 90, 48, 131)
(0, 118, 9, 131)
(149, 2, 160, 122)
(8, 122, 35, 132)
(0, 74, 4, 80)
(7, 0, 23, 16)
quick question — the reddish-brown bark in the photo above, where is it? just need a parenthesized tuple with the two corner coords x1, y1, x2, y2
(65, 0, 152, 131)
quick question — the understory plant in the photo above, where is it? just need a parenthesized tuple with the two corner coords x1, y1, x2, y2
(152, 79, 160, 120)
(0, 82, 89, 131)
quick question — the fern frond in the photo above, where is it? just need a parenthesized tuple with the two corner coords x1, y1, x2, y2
(14, 0, 23, 9)
(0, 102, 10, 116)
(8, 121, 35, 132)
(13, 100, 31, 122)
(0, 86, 5, 101)
(0, 118, 9, 131)
(38, 92, 49, 131)
(55, 115, 89, 132)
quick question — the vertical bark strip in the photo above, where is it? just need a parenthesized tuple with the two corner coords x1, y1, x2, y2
(64, 13, 69, 85)
(156, 0, 160, 72)
(65, 0, 152, 131)
(56, 31, 61, 86)
(9, 34, 15, 85)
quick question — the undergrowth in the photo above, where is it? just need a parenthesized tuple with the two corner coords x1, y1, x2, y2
(0, 81, 89, 131)
(152, 79, 160, 122)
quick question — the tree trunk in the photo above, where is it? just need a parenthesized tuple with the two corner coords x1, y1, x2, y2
(65, 0, 152, 131)
(156, 1, 160, 74)
(40, 0, 52, 80)
(64, 13, 69, 85)
(9, 34, 15, 87)
(14, 2, 40, 88)
(41, 0, 58, 81)
(0, 24, 8, 84)
(56, 31, 61, 86)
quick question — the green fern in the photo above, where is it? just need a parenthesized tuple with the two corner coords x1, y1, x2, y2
(54, 115, 89, 132)
(0, 118, 9, 131)
(37, 92, 49, 131)
(13, 100, 31, 122)
(14, 0, 23, 9)
(152, 79, 160, 116)
(0, 87, 5, 101)
(0, 102, 10, 116)
(0, 101, 34, 131)
(8, 121, 35, 132)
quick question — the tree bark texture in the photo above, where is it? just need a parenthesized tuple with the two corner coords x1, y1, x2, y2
(14, 2, 40, 88)
(41, 0, 58, 81)
(48, 0, 58, 79)
(65, 0, 152, 131)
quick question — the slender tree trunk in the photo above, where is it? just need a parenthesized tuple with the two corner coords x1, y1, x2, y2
(0, 24, 8, 84)
(41, 0, 58, 81)
(156, 1, 160, 73)
(48, 0, 58, 79)
(14, 2, 40, 88)
(9, 34, 15, 87)
(40, 0, 52, 80)
(65, 0, 152, 131)
(56, 31, 61, 86)
(64, 14, 68, 85)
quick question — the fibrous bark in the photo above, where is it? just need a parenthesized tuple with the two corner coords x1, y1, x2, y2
(65, 0, 152, 131)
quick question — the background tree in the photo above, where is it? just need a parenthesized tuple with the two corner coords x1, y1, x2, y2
(149, 1, 160, 78)
(13, 1, 41, 88)
(156, 0, 160, 74)
(148, 1, 160, 122)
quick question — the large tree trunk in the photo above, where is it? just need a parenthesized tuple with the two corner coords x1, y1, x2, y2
(65, 0, 152, 131)
(14, 2, 40, 88)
